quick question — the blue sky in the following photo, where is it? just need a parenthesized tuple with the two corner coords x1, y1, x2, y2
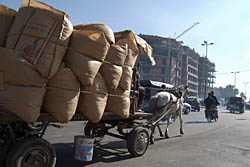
(1, 0, 250, 98)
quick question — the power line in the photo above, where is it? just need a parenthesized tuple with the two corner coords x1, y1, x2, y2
(215, 69, 250, 75)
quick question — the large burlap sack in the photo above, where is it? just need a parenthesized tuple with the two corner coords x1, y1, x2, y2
(65, 49, 102, 87)
(0, 84, 46, 122)
(74, 24, 115, 45)
(115, 30, 139, 67)
(100, 44, 127, 90)
(6, 0, 73, 78)
(118, 66, 133, 90)
(43, 66, 80, 123)
(106, 87, 130, 118)
(0, 47, 47, 87)
(78, 73, 108, 123)
(0, 5, 16, 47)
(100, 63, 122, 90)
(68, 29, 110, 61)
(104, 44, 128, 66)
(0, 72, 4, 91)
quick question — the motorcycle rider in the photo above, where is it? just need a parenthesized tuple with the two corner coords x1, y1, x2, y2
(204, 93, 216, 121)
(210, 91, 220, 119)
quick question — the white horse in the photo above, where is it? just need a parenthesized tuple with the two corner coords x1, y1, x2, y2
(148, 85, 188, 144)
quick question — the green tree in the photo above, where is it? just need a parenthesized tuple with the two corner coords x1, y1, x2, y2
(215, 84, 239, 100)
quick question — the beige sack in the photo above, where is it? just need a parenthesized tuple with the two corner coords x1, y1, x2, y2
(69, 30, 110, 61)
(106, 87, 130, 118)
(0, 84, 46, 122)
(118, 66, 133, 90)
(65, 49, 102, 87)
(115, 30, 139, 67)
(0, 47, 47, 87)
(74, 24, 115, 45)
(78, 73, 108, 123)
(0, 72, 4, 91)
(43, 67, 80, 123)
(105, 44, 128, 66)
(100, 44, 127, 90)
(100, 63, 122, 90)
(6, 0, 73, 78)
(0, 5, 16, 47)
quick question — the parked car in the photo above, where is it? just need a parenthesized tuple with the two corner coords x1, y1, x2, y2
(245, 102, 250, 110)
(182, 103, 191, 114)
(227, 96, 245, 114)
(186, 97, 200, 112)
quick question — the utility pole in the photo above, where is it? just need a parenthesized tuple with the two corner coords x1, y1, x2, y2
(231, 71, 239, 87)
(243, 82, 249, 98)
(231, 71, 239, 96)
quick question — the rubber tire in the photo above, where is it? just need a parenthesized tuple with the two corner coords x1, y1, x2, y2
(84, 121, 105, 143)
(127, 127, 149, 157)
(185, 108, 190, 115)
(6, 137, 56, 167)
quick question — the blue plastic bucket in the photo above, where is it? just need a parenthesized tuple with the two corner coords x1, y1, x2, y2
(74, 135, 95, 161)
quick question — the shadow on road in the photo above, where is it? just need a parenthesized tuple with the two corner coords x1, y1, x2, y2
(221, 111, 243, 115)
(53, 140, 135, 167)
(235, 118, 248, 121)
(185, 121, 210, 124)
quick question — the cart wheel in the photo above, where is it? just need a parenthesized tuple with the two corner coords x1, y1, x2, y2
(127, 127, 149, 157)
(84, 121, 106, 143)
(6, 137, 56, 167)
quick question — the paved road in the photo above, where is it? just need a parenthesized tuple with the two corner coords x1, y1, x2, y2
(44, 107, 250, 167)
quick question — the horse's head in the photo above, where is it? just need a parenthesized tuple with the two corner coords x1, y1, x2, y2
(177, 85, 189, 103)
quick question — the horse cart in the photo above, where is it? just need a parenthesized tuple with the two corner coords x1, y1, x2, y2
(0, 77, 177, 167)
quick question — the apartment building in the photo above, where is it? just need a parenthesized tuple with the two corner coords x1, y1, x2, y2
(138, 34, 214, 97)
(181, 46, 199, 97)
(138, 35, 181, 84)
(198, 57, 216, 98)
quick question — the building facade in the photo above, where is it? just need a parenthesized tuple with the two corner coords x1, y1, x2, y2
(139, 35, 202, 97)
(181, 46, 199, 97)
(198, 57, 216, 98)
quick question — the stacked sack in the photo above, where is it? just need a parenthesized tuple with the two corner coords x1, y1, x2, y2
(0, 0, 155, 123)
(43, 64, 80, 123)
(0, 48, 47, 122)
(105, 31, 139, 118)
(0, 0, 74, 122)
(105, 30, 155, 118)
(6, 0, 73, 79)
(65, 24, 113, 123)
(0, 4, 16, 47)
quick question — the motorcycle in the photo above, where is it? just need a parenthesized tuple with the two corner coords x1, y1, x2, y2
(205, 107, 218, 123)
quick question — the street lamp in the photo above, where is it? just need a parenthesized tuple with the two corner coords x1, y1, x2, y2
(231, 71, 240, 88)
(231, 71, 239, 96)
(243, 82, 249, 98)
(201, 41, 214, 99)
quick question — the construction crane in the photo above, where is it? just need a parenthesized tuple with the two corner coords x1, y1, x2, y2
(175, 22, 200, 40)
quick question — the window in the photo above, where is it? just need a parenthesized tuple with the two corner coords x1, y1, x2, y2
(143, 67, 150, 73)
(161, 67, 165, 74)
(162, 58, 166, 65)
